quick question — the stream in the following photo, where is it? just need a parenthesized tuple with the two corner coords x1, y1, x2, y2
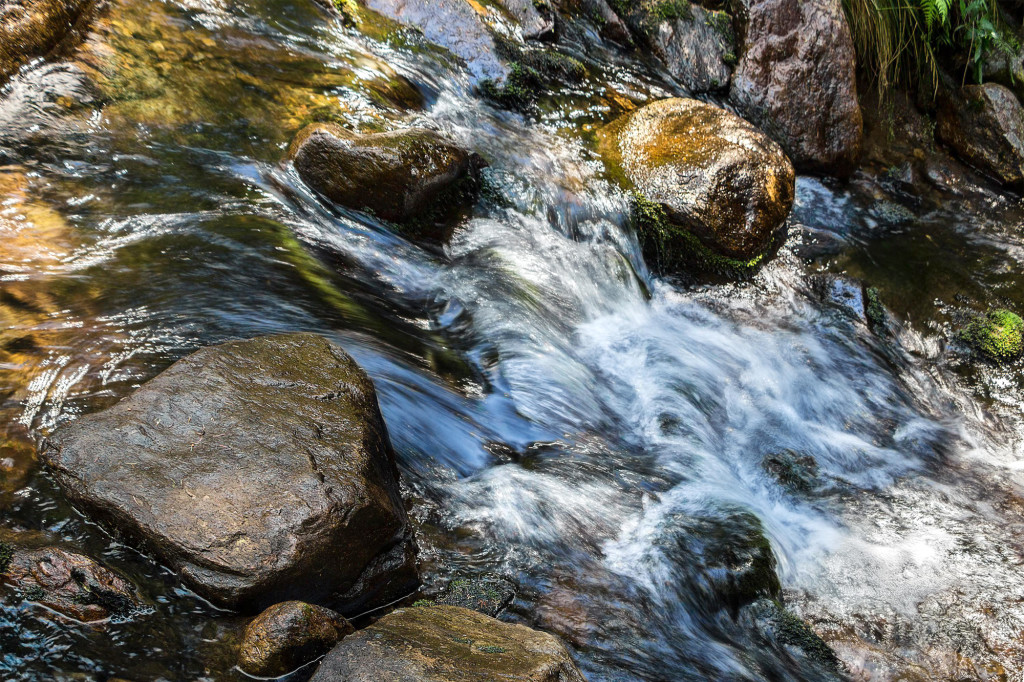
(3, 0, 1024, 679)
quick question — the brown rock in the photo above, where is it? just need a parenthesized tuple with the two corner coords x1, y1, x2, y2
(937, 83, 1024, 188)
(238, 601, 354, 677)
(729, 0, 862, 175)
(42, 333, 418, 613)
(599, 97, 795, 267)
(1, 545, 140, 622)
(0, 0, 94, 83)
(309, 605, 587, 681)
(289, 123, 481, 230)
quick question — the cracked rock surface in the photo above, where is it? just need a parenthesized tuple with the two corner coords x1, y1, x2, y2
(42, 333, 417, 613)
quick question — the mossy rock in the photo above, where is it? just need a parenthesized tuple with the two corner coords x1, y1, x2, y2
(289, 123, 483, 237)
(435, 575, 516, 617)
(599, 98, 794, 277)
(762, 450, 819, 493)
(480, 42, 586, 113)
(656, 506, 781, 612)
(238, 601, 353, 677)
(309, 605, 586, 681)
(960, 308, 1024, 362)
(744, 599, 845, 677)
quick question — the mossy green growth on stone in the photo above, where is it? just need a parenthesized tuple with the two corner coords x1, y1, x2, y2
(482, 40, 586, 113)
(332, 0, 360, 24)
(961, 308, 1024, 361)
(630, 192, 765, 278)
(749, 599, 843, 674)
(0, 540, 13, 574)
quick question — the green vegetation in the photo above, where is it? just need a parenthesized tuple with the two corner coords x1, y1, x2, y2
(960, 308, 1024, 361)
(480, 48, 585, 113)
(630, 193, 766, 278)
(477, 645, 507, 653)
(843, 0, 1019, 99)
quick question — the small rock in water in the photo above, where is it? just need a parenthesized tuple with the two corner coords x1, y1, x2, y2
(959, 308, 1024, 362)
(0, 543, 142, 622)
(42, 333, 418, 613)
(598, 97, 794, 276)
(762, 450, 820, 493)
(435, 575, 516, 617)
(309, 605, 587, 681)
(289, 123, 482, 235)
(238, 601, 354, 678)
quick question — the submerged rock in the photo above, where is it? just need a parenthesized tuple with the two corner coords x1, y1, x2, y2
(0, 0, 94, 84)
(290, 123, 481, 232)
(42, 333, 418, 613)
(0, 543, 141, 622)
(615, 0, 736, 93)
(656, 507, 781, 612)
(742, 599, 845, 678)
(309, 605, 586, 681)
(762, 449, 819, 493)
(435, 575, 516, 617)
(238, 601, 354, 677)
(599, 97, 794, 274)
(729, 0, 862, 175)
(960, 308, 1024, 362)
(937, 83, 1024, 188)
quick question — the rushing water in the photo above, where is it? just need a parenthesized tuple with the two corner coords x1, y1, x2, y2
(3, 0, 1024, 679)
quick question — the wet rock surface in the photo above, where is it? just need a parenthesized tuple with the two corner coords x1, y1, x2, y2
(729, 0, 862, 175)
(290, 123, 481, 231)
(238, 601, 354, 677)
(435, 575, 516, 616)
(599, 97, 794, 268)
(309, 605, 587, 681)
(938, 83, 1024, 188)
(42, 333, 418, 613)
(0, 543, 141, 622)
(0, 0, 94, 83)
(616, 0, 735, 93)
(362, 0, 508, 83)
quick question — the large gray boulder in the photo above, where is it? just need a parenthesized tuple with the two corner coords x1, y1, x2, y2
(598, 98, 795, 273)
(310, 605, 587, 681)
(729, 0, 862, 175)
(937, 83, 1024, 188)
(42, 333, 418, 613)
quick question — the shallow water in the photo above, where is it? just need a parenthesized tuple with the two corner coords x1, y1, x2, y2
(3, 0, 1024, 680)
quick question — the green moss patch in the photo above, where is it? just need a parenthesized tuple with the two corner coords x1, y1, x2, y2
(960, 308, 1024, 361)
(630, 192, 766, 278)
